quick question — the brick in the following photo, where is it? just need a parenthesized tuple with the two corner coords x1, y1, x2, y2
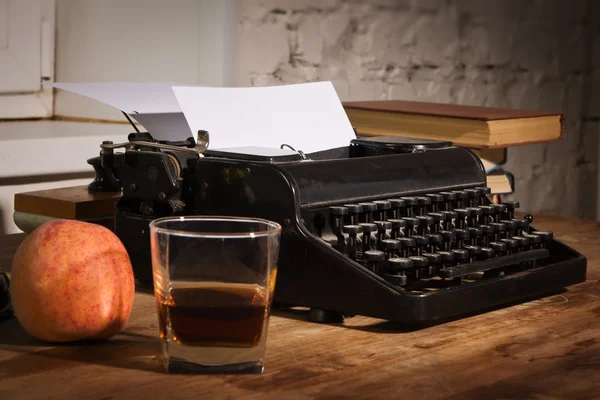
(368, 11, 413, 67)
(412, 7, 460, 66)
(297, 16, 324, 64)
(321, 11, 352, 48)
(461, 20, 515, 66)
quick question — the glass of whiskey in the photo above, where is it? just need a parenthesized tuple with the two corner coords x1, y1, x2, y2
(149, 215, 281, 374)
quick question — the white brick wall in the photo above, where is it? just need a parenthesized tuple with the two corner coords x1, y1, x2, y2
(236, 0, 600, 219)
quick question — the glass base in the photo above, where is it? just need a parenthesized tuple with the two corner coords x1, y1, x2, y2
(164, 357, 264, 374)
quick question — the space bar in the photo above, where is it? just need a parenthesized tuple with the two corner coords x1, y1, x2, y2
(438, 249, 550, 279)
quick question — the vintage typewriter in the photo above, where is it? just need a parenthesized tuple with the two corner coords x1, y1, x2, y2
(88, 131, 587, 325)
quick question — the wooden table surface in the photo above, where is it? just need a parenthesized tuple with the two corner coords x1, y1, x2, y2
(1, 215, 599, 399)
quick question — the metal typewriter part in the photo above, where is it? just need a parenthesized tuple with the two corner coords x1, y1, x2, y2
(90, 134, 587, 325)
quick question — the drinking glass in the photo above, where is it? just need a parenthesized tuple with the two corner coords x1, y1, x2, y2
(149, 215, 281, 374)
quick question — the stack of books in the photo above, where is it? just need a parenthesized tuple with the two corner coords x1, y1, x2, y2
(342, 100, 563, 203)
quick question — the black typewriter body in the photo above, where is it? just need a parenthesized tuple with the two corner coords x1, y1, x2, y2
(91, 134, 587, 325)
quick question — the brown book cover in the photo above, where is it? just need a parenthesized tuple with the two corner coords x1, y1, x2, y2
(343, 100, 564, 148)
(14, 185, 122, 220)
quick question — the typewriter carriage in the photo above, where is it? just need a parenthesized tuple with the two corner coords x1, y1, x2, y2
(87, 132, 587, 325)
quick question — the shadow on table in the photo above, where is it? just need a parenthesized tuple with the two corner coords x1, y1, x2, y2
(271, 288, 567, 334)
(0, 317, 165, 379)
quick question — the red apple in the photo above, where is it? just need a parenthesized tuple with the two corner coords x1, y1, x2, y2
(10, 219, 135, 342)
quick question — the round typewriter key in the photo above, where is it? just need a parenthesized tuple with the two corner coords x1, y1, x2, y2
(500, 238, 519, 255)
(344, 203, 363, 225)
(428, 212, 446, 233)
(501, 219, 518, 237)
(451, 248, 470, 265)
(467, 227, 483, 246)
(388, 218, 406, 238)
(516, 218, 530, 235)
(422, 252, 441, 276)
(415, 196, 432, 215)
(412, 235, 430, 256)
(464, 245, 481, 261)
(426, 193, 443, 212)
(426, 233, 443, 252)
(492, 203, 507, 217)
(329, 206, 348, 215)
(475, 186, 492, 196)
(388, 257, 413, 271)
(381, 239, 401, 259)
(480, 247, 496, 259)
(465, 206, 482, 226)
(343, 225, 363, 260)
(489, 241, 507, 256)
(373, 200, 392, 221)
(383, 272, 409, 286)
(343, 224, 363, 234)
(359, 223, 377, 252)
(439, 191, 457, 211)
(464, 188, 480, 207)
(400, 197, 418, 217)
(438, 250, 455, 269)
(408, 255, 428, 279)
(374, 220, 392, 244)
(415, 215, 435, 234)
(388, 198, 406, 218)
(359, 202, 377, 223)
(398, 237, 416, 257)
(523, 233, 542, 249)
(532, 231, 553, 249)
(364, 250, 385, 272)
(439, 230, 455, 251)
(359, 222, 377, 232)
(512, 236, 530, 252)
(452, 190, 468, 209)
(502, 200, 520, 219)
(489, 222, 507, 242)
(401, 217, 419, 236)
(440, 210, 458, 230)
(478, 224, 494, 246)
(478, 205, 495, 224)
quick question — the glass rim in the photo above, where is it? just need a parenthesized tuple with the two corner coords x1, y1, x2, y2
(148, 215, 282, 239)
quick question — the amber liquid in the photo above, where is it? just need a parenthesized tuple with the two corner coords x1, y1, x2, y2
(158, 282, 268, 348)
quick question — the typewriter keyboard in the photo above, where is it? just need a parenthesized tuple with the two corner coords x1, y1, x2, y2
(318, 187, 553, 293)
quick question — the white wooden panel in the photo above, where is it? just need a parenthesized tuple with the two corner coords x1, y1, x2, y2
(0, 0, 55, 119)
(0, 0, 42, 93)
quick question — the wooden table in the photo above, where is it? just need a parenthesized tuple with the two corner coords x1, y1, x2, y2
(1, 215, 599, 399)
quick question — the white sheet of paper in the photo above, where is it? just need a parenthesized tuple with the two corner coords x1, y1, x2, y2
(128, 112, 192, 140)
(45, 82, 184, 114)
(172, 81, 356, 154)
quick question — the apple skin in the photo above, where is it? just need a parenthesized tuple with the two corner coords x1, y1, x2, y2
(10, 219, 135, 342)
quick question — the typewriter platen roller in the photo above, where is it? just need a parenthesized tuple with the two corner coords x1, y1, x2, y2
(95, 134, 587, 325)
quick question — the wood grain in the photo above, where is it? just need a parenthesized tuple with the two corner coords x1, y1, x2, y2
(1, 215, 599, 399)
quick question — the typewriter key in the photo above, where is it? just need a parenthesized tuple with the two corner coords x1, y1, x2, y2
(373, 200, 392, 221)
(489, 241, 507, 256)
(398, 237, 416, 258)
(479, 224, 494, 246)
(359, 202, 377, 223)
(388, 199, 406, 219)
(464, 245, 482, 262)
(475, 187, 492, 205)
(381, 239, 401, 259)
(500, 238, 519, 255)
(359, 223, 377, 253)
(428, 212, 446, 233)
(452, 190, 469, 209)
(502, 200, 520, 220)
(415, 215, 435, 235)
(402, 217, 419, 237)
(426, 233, 443, 253)
(386, 258, 412, 286)
(491, 204, 507, 221)
(364, 250, 385, 272)
(374, 221, 392, 246)
(400, 197, 418, 217)
(489, 222, 507, 242)
(512, 236, 530, 252)
(465, 207, 482, 227)
(438, 250, 455, 270)
(467, 227, 482, 246)
(500, 219, 518, 237)
(412, 235, 430, 256)
(343, 225, 364, 260)
(439, 191, 457, 211)
(422, 252, 442, 277)
(480, 247, 495, 259)
(454, 228, 469, 249)
(478, 205, 494, 225)
(516, 218, 530, 235)
(531, 231, 553, 249)
(523, 233, 542, 250)
(344, 204, 363, 225)
(388, 219, 406, 239)
(440, 211, 458, 230)
(464, 188, 480, 207)
(408, 256, 428, 280)
(439, 230, 455, 251)
(416, 196, 432, 216)
(426, 193, 443, 213)
(451, 248, 470, 264)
